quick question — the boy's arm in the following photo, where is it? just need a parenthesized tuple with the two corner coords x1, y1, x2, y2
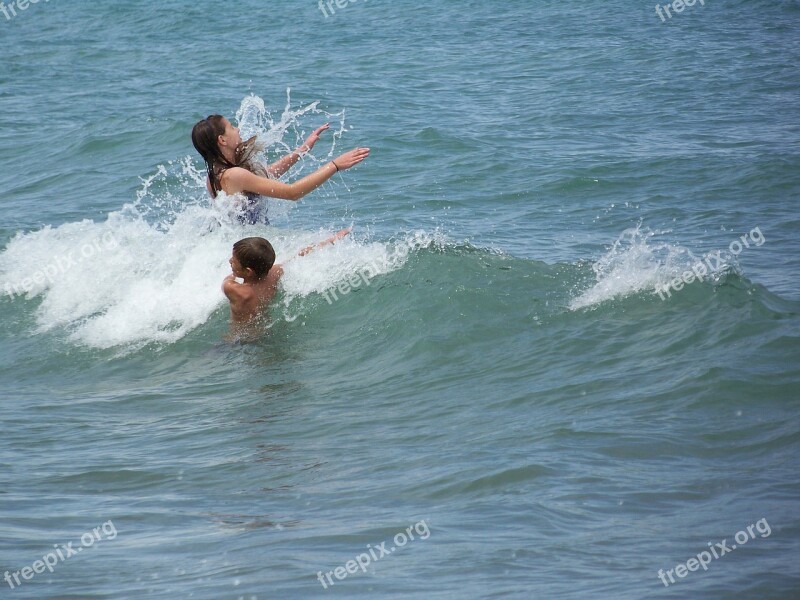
(297, 228, 351, 257)
(222, 275, 250, 315)
(222, 274, 236, 294)
(222, 275, 239, 299)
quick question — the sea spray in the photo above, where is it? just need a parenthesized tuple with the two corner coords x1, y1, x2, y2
(0, 93, 395, 351)
(569, 224, 740, 310)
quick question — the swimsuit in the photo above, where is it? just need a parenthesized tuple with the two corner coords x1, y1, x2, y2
(214, 163, 271, 226)
(236, 191, 270, 226)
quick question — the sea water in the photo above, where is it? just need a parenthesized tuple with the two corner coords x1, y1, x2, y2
(1, 1, 799, 598)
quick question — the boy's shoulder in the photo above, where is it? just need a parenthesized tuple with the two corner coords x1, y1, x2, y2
(268, 264, 284, 280)
(222, 277, 256, 301)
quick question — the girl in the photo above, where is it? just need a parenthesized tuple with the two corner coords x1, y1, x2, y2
(191, 115, 369, 224)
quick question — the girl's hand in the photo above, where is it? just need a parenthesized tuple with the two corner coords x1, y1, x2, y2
(333, 147, 370, 171)
(300, 123, 330, 153)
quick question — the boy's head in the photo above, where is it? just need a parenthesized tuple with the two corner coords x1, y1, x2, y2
(231, 237, 275, 280)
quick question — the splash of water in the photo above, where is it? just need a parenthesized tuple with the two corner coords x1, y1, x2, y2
(569, 223, 738, 310)
(235, 89, 348, 178)
(0, 94, 417, 352)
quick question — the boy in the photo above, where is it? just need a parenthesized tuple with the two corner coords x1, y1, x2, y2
(223, 228, 350, 325)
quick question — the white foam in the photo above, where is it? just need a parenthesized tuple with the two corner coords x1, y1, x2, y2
(275, 229, 438, 323)
(0, 93, 421, 351)
(0, 201, 429, 350)
(234, 90, 348, 176)
(569, 224, 735, 310)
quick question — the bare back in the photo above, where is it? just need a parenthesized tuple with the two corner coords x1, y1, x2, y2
(222, 265, 284, 324)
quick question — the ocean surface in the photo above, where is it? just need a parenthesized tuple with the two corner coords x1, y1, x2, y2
(1, 1, 799, 598)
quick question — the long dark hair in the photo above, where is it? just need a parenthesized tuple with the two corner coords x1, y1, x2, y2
(191, 115, 232, 198)
(191, 115, 267, 199)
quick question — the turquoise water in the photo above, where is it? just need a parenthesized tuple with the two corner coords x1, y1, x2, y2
(1, 1, 799, 598)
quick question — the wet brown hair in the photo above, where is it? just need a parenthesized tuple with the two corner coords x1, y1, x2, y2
(191, 115, 233, 198)
(233, 237, 276, 279)
(191, 115, 267, 198)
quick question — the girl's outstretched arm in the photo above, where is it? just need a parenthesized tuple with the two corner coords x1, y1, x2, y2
(222, 147, 370, 201)
(266, 124, 330, 178)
